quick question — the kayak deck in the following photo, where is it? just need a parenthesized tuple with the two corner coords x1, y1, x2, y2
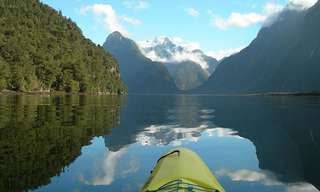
(151, 179, 220, 192)
(141, 148, 225, 192)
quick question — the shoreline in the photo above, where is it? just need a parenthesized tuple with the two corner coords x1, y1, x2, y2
(1, 90, 320, 97)
(188, 92, 320, 97)
(246, 92, 320, 96)
(0, 90, 126, 96)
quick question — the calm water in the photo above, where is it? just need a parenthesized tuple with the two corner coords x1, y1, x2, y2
(0, 95, 320, 192)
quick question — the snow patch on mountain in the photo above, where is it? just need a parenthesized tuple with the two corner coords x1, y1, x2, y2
(138, 37, 212, 70)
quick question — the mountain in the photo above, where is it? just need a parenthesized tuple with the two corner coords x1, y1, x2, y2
(196, 2, 320, 94)
(139, 37, 218, 90)
(165, 61, 209, 90)
(195, 50, 219, 74)
(0, 0, 126, 94)
(103, 32, 178, 94)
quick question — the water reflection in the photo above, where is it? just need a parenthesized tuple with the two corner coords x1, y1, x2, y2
(103, 95, 320, 191)
(92, 147, 128, 186)
(207, 96, 320, 190)
(0, 95, 320, 192)
(136, 125, 241, 146)
(217, 169, 318, 192)
(104, 95, 217, 150)
(0, 95, 121, 192)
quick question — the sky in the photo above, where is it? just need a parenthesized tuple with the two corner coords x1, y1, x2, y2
(41, 0, 316, 59)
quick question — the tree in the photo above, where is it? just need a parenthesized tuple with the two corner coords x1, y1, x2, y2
(0, 57, 9, 90)
(0, 0, 126, 94)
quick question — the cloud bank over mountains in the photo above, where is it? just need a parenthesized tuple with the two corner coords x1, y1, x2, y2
(139, 37, 215, 69)
(210, 0, 317, 30)
(206, 47, 245, 61)
(139, 36, 244, 63)
(81, 0, 317, 66)
(288, 0, 317, 9)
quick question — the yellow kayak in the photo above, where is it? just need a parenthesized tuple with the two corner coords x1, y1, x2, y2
(141, 148, 225, 192)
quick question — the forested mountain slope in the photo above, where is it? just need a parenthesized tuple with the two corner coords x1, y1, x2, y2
(0, 0, 126, 94)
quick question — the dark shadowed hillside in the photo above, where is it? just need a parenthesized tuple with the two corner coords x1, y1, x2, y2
(165, 61, 209, 90)
(196, 1, 320, 94)
(103, 32, 178, 94)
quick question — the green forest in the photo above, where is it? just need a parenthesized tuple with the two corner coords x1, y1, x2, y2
(0, 95, 121, 191)
(0, 0, 126, 94)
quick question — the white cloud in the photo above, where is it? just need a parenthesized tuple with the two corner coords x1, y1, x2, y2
(210, 0, 317, 30)
(217, 169, 283, 186)
(218, 169, 319, 192)
(211, 12, 266, 30)
(136, 124, 243, 146)
(139, 36, 211, 69)
(207, 47, 244, 61)
(264, 2, 284, 15)
(209, 0, 315, 30)
(140, 36, 201, 51)
(123, 0, 149, 10)
(136, 124, 210, 146)
(262, 3, 285, 27)
(262, 0, 316, 27)
(120, 157, 140, 176)
(206, 128, 244, 139)
(185, 8, 200, 17)
(172, 37, 201, 50)
(82, 4, 129, 36)
(287, 183, 319, 192)
(92, 148, 127, 186)
(288, 0, 317, 10)
(122, 15, 142, 25)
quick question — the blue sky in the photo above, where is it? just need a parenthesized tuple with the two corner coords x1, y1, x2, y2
(41, 0, 314, 59)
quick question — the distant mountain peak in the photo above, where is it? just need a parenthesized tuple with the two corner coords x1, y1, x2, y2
(153, 36, 174, 46)
(195, 3, 320, 94)
(137, 36, 220, 90)
(192, 49, 204, 54)
(103, 34, 178, 94)
(105, 31, 139, 53)
(107, 31, 125, 41)
(138, 36, 218, 71)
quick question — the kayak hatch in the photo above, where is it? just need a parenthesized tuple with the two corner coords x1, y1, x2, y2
(141, 148, 225, 192)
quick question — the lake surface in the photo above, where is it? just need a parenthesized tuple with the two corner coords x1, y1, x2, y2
(0, 95, 320, 192)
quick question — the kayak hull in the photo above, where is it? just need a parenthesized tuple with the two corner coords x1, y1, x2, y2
(141, 148, 225, 192)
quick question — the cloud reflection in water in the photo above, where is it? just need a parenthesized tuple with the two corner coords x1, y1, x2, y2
(217, 169, 319, 192)
(91, 148, 127, 186)
(136, 124, 243, 146)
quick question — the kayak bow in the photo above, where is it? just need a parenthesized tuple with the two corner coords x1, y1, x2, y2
(141, 148, 225, 192)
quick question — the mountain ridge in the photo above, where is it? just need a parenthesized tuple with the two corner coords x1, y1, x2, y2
(194, 3, 320, 94)
(103, 31, 178, 94)
(139, 36, 218, 90)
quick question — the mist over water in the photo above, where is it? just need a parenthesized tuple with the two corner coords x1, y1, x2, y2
(0, 95, 319, 192)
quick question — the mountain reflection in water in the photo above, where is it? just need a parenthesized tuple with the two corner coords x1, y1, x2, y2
(0, 95, 319, 192)
(0, 96, 121, 191)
